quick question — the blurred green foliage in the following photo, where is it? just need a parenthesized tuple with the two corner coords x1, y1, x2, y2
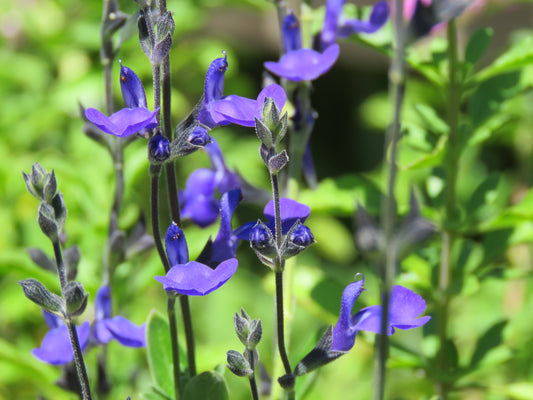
(2, 0, 533, 399)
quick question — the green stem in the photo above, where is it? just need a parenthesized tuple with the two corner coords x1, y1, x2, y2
(150, 168, 182, 399)
(437, 19, 460, 400)
(52, 240, 92, 400)
(270, 172, 292, 400)
(155, 0, 196, 377)
(374, 1, 406, 399)
(248, 350, 259, 400)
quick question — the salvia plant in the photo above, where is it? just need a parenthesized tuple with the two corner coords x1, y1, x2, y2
(6, 0, 533, 399)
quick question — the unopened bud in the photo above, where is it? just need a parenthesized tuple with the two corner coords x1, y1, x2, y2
(281, 222, 314, 259)
(19, 278, 64, 315)
(149, 134, 171, 163)
(65, 281, 88, 316)
(226, 350, 253, 377)
(249, 221, 277, 259)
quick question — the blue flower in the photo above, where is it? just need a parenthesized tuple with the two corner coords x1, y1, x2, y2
(155, 223, 239, 296)
(32, 312, 90, 365)
(235, 198, 311, 240)
(264, 11, 340, 82)
(210, 84, 287, 128)
(180, 139, 240, 227)
(85, 63, 159, 137)
(331, 275, 431, 351)
(198, 52, 229, 129)
(320, 1, 389, 49)
(91, 286, 146, 348)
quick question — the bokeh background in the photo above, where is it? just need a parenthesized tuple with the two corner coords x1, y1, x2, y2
(2, 0, 533, 399)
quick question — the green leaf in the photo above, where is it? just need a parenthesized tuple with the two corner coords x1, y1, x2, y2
(477, 34, 533, 82)
(146, 310, 184, 399)
(413, 103, 448, 135)
(465, 27, 494, 66)
(466, 174, 500, 216)
(182, 371, 230, 400)
(469, 320, 507, 368)
(468, 72, 521, 126)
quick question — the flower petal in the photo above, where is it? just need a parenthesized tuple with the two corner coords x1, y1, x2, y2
(353, 285, 431, 335)
(104, 316, 146, 347)
(212, 189, 242, 264)
(337, 1, 389, 37)
(32, 321, 90, 365)
(263, 45, 340, 81)
(85, 107, 159, 137)
(210, 95, 257, 127)
(120, 63, 148, 109)
(264, 198, 311, 234)
(331, 276, 365, 351)
(255, 84, 287, 119)
(165, 223, 189, 266)
(321, 0, 345, 48)
(155, 259, 238, 296)
(95, 285, 112, 321)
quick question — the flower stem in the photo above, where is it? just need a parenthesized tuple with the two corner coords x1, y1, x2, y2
(270, 172, 292, 399)
(374, 1, 406, 399)
(248, 350, 259, 400)
(150, 167, 182, 399)
(154, 0, 196, 377)
(437, 19, 460, 400)
(52, 240, 92, 400)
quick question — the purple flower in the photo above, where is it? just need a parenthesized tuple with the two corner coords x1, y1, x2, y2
(235, 198, 311, 240)
(210, 189, 242, 265)
(198, 52, 229, 129)
(180, 139, 240, 227)
(331, 275, 431, 351)
(282, 10, 302, 53)
(92, 286, 146, 348)
(85, 107, 159, 137)
(264, 44, 340, 82)
(155, 223, 238, 296)
(263, 11, 340, 82)
(32, 313, 90, 365)
(210, 84, 287, 128)
(180, 169, 220, 227)
(321, 1, 390, 49)
(85, 63, 159, 137)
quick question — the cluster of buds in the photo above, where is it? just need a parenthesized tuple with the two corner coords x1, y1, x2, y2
(226, 309, 262, 378)
(249, 219, 314, 270)
(23, 163, 66, 242)
(20, 163, 88, 318)
(256, 97, 289, 176)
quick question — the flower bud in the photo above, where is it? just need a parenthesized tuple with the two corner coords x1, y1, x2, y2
(226, 350, 253, 377)
(268, 150, 289, 175)
(19, 278, 65, 315)
(23, 163, 48, 200)
(281, 222, 314, 259)
(149, 134, 171, 162)
(43, 170, 57, 204)
(38, 203, 59, 242)
(243, 348, 259, 370)
(152, 12, 174, 64)
(233, 309, 251, 346)
(249, 221, 277, 259)
(188, 126, 210, 147)
(254, 117, 273, 148)
(65, 281, 88, 317)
